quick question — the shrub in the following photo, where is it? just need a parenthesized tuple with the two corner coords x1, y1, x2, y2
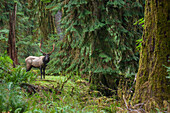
(0, 82, 28, 112)
(0, 52, 36, 84)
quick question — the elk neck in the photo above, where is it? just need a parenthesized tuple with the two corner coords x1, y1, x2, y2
(43, 54, 50, 64)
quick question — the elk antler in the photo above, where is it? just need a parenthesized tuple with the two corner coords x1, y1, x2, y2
(39, 42, 55, 55)
(47, 44, 55, 55)
(40, 42, 46, 54)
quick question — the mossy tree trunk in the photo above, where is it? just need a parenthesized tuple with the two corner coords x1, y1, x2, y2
(133, 0, 170, 111)
(7, 3, 19, 67)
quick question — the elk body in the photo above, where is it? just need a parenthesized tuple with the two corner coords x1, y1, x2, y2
(25, 43, 55, 79)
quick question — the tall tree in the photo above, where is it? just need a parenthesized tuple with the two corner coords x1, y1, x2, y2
(7, 2, 18, 67)
(133, 0, 170, 111)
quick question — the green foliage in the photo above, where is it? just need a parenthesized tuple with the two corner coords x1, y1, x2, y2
(0, 0, 145, 97)
(47, 0, 144, 79)
(136, 38, 143, 51)
(0, 52, 36, 84)
(0, 0, 43, 64)
(134, 18, 144, 27)
(166, 66, 170, 78)
(25, 75, 118, 113)
(0, 82, 27, 112)
(0, 29, 9, 53)
(0, 73, 120, 113)
(134, 18, 145, 51)
(0, 0, 144, 79)
(5, 66, 36, 84)
(15, 0, 43, 63)
(163, 63, 170, 79)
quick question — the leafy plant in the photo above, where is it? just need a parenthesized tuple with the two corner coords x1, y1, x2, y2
(134, 18, 144, 27)
(6, 66, 36, 84)
(163, 62, 170, 79)
(0, 52, 36, 84)
(136, 38, 143, 51)
(23, 74, 119, 113)
(47, 0, 144, 79)
(0, 29, 9, 53)
(166, 66, 170, 78)
(134, 18, 145, 51)
(0, 52, 13, 78)
(0, 82, 28, 113)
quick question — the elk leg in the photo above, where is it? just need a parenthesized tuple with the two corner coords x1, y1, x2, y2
(40, 67, 43, 79)
(43, 68, 45, 79)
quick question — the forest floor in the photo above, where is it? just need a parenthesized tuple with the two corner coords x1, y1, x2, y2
(25, 75, 120, 112)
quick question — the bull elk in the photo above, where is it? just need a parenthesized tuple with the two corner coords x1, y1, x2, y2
(25, 43, 55, 79)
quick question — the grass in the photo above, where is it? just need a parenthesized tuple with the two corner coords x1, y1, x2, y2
(33, 76, 74, 86)
(24, 75, 118, 113)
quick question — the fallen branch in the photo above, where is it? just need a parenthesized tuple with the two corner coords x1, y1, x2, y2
(119, 95, 146, 113)
(128, 74, 137, 94)
(37, 79, 57, 82)
(60, 75, 71, 91)
(20, 83, 37, 94)
(123, 95, 129, 110)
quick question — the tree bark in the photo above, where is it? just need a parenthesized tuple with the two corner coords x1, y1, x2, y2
(133, 0, 170, 111)
(55, 10, 64, 40)
(7, 3, 18, 67)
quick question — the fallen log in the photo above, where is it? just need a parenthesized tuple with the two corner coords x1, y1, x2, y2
(20, 83, 61, 95)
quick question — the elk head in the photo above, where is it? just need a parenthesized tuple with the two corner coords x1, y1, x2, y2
(40, 43, 55, 64)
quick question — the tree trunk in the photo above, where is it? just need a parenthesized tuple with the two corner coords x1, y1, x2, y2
(7, 3, 18, 67)
(133, 0, 170, 111)
(55, 10, 63, 40)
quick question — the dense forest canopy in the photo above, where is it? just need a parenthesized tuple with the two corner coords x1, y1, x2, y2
(0, 0, 169, 112)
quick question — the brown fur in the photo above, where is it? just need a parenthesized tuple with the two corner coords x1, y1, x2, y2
(25, 56, 45, 71)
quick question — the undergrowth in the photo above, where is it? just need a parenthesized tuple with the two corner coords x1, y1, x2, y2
(25, 75, 119, 113)
(0, 53, 119, 112)
(2, 53, 167, 112)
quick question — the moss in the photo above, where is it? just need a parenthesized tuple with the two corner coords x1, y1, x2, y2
(133, 0, 170, 112)
(31, 76, 75, 88)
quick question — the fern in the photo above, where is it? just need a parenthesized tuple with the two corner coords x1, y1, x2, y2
(0, 82, 27, 112)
